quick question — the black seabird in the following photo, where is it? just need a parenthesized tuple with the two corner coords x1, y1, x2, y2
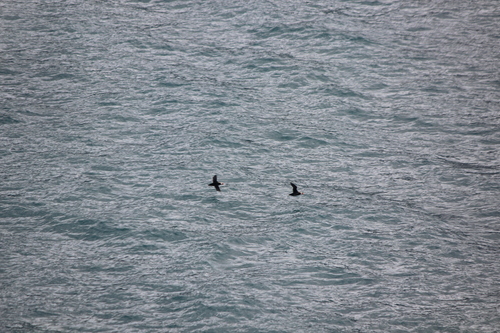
(289, 182, 303, 196)
(209, 175, 224, 191)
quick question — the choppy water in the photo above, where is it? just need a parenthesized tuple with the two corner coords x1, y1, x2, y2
(1, 0, 500, 332)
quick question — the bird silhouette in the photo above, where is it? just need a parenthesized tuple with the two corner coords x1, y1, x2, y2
(289, 182, 303, 196)
(209, 175, 224, 191)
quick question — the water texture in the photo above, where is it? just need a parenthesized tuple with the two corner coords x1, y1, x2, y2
(1, 0, 499, 332)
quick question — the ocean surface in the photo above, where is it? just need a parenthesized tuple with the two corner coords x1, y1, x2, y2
(1, 0, 499, 332)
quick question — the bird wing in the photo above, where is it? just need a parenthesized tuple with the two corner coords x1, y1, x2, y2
(213, 175, 218, 183)
(214, 184, 221, 191)
(290, 183, 297, 191)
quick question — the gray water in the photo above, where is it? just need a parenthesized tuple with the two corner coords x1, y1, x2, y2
(1, 0, 499, 332)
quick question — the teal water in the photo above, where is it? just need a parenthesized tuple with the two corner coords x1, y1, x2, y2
(1, 0, 499, 332)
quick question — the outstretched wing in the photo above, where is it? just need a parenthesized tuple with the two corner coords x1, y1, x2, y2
(213, 175, 218, 183)
(290, 182, 297, 191)
(214, 184, 221, 191)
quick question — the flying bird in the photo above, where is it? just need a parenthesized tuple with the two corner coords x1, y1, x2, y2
(209, 175, 224, 191)
(289, 182, 303, 196)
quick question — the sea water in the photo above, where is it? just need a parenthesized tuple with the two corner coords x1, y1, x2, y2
(1, 0, 499, 332)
